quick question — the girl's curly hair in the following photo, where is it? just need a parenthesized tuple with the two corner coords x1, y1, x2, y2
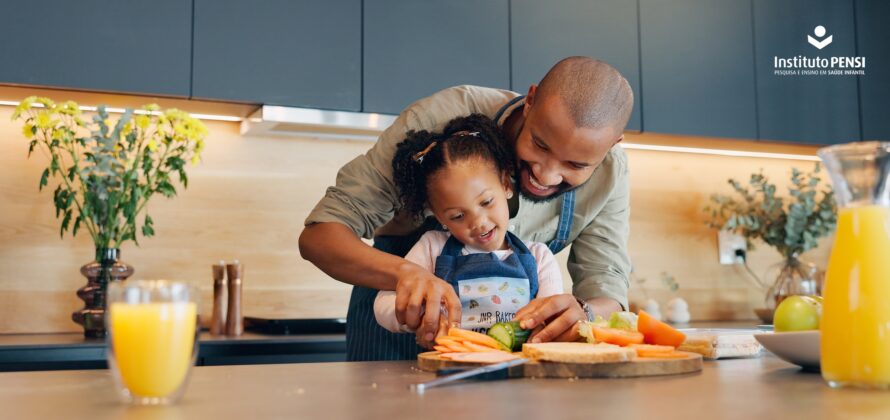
(392, 113, 514, 219)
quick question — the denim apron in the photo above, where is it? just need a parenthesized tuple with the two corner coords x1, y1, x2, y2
(344, 96, 577, 361)
(434, 232, 539, 334)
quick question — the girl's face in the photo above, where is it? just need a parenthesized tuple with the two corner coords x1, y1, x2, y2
(427, 161, 512, 252)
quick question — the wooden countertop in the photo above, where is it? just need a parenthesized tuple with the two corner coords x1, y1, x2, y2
(2, 355, 888, 419)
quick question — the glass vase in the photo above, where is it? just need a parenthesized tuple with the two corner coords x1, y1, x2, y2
(763, 256, 822, 311)
(71, 248, 135, 337)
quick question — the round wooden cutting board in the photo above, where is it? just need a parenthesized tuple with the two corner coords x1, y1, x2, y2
(417, 351, 703, 379)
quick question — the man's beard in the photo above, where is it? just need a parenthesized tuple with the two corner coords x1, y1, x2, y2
(516, 162, 584, 203)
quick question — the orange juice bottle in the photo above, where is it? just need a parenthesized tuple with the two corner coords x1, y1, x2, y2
(819, 142, 890, 390)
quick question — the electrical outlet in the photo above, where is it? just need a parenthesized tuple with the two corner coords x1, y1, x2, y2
(717, 231, 746, 264)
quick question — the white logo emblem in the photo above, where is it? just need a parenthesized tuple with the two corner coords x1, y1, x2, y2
(807, 25, 833, 49)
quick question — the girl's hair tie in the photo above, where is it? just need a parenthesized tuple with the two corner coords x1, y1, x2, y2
(451, 130, 479, 137)
(412, 141, 438, 164)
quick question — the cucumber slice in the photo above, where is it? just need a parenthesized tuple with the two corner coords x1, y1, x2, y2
(487, 323, 514, 351)
(487, 321, 531, 351)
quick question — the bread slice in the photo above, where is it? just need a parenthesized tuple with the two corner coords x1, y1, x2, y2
(678, 330, 762, 359)
(522, 342, 636, 364)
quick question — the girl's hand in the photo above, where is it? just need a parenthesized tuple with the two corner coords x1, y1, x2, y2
(513, 294, 586, 343)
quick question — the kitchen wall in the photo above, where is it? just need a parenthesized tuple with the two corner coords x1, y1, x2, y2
(0, 90, 832, 333)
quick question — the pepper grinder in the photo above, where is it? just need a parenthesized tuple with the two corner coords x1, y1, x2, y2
(210, 261, 227, 336)
(225, 260, 244, 336)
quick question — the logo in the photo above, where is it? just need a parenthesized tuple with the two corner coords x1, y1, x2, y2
(807, 25, 833, 49)
(772, 25, 865, 77)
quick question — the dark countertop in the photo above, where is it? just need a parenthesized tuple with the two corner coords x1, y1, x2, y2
(0, 331, 347, 371)
(1, 356, 888, 419)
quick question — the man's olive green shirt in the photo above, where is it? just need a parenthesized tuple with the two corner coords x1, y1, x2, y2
(304, 85, 631, 308)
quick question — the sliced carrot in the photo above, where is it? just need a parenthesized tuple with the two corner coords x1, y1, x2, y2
(461, 340, 499, 352)
(629, 344, 676, 356)
(435, 336, 461, 347)
(446, 342, 473, 353)
(433, 345, 451, 353)
(637, 310, 686, 347)
(448, 328, 502, 350)
(592, 326, 645, 346)
(637, 351, 689, 359)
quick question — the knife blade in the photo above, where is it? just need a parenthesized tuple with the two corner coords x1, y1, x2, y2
(410, 358, 529, 393)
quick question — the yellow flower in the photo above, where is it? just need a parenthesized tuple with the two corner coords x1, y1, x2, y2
(60, 101, 81, 116)
(135, 115, 150, 130)
(21, 124, 34, 139)
(142, 103, 160, 113)
(12, 97, 36, 120)
(147, 139, 158, 152)
(35, 97, 55, 108)
(190, 155, 201, 165)
(35, 111, 52, 129)
(104, 118, 114, 130)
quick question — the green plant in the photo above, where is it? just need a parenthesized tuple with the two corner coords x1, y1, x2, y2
(12, 97, 207, 249)
(704, 164, 837, 259)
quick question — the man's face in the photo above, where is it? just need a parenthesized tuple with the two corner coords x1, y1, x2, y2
(513, 88, 623, 202)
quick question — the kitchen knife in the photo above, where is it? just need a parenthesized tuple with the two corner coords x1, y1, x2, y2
(410, 358, 529, 393)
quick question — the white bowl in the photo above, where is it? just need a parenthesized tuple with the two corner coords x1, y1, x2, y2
(754, 330, 820, 370)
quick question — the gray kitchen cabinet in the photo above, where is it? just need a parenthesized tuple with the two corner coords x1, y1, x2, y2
(753, 0, 860, 145)
(856, 0, 890, 141)
(192, 0, 361, 110)
(511, 0, 642, 131)
(0, 0, 191, 97)
(363, 0, 510, 115)
(639, 0, 757, 139)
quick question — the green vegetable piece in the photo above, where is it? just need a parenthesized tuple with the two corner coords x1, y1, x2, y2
(487, 321, 530, 351)
(608, 311, 639, 331)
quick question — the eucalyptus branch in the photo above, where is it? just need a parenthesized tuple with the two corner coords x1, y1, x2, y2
(703, 164, 838, 260)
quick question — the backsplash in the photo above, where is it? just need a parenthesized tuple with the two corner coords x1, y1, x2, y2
(0, 103, 831, 333)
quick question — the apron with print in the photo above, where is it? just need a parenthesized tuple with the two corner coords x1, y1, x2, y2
(434, 232, 539, 334)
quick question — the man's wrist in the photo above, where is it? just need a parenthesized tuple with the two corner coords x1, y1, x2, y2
(574, 296, 596, 322)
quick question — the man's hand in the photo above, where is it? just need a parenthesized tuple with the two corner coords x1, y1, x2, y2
(395, 263, 462, 343)
(513, 294, 586, 343)
(415, 313, 451, 349)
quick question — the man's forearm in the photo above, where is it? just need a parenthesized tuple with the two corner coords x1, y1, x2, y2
(587, 296, 623, 318)
(298, 222, 407, 291)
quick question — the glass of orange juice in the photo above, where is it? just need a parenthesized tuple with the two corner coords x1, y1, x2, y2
(818, 141, 890, 390)
(107, 280, 199, 404)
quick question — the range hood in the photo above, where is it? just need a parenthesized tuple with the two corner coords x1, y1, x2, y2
(240, 105, 397, 142)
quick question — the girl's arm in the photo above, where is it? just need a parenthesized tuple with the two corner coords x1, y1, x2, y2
(373, 231, 445, 333)
(531, 242, 564, 297)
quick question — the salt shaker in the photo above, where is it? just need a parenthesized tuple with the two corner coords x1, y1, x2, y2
(210, 261, 227, 336)
(225, 260, 244, 336)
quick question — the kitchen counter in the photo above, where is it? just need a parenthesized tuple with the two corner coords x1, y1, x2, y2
(0, 332, 346, 371)
(1, 355, 888, 419)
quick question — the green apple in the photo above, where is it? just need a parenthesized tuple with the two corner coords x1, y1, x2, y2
(774, 295, 822, 332)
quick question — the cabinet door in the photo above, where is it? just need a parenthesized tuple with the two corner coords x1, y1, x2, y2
(640, 0, 757, 139)
(856, 0, 890, 141)
(0, 0, 191, 96)
(363, 0, 510, 115)
(511, 0, 641, 131)
(192, 0, 361, 110)
(753, 0, 860, 144)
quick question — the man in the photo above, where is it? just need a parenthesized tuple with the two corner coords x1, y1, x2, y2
(300, 57, 634, 361)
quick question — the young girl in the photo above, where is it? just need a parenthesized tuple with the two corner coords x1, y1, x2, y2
(374, 114, 563, 347)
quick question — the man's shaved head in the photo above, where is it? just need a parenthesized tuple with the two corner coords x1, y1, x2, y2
(535, 56, 634, 131)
